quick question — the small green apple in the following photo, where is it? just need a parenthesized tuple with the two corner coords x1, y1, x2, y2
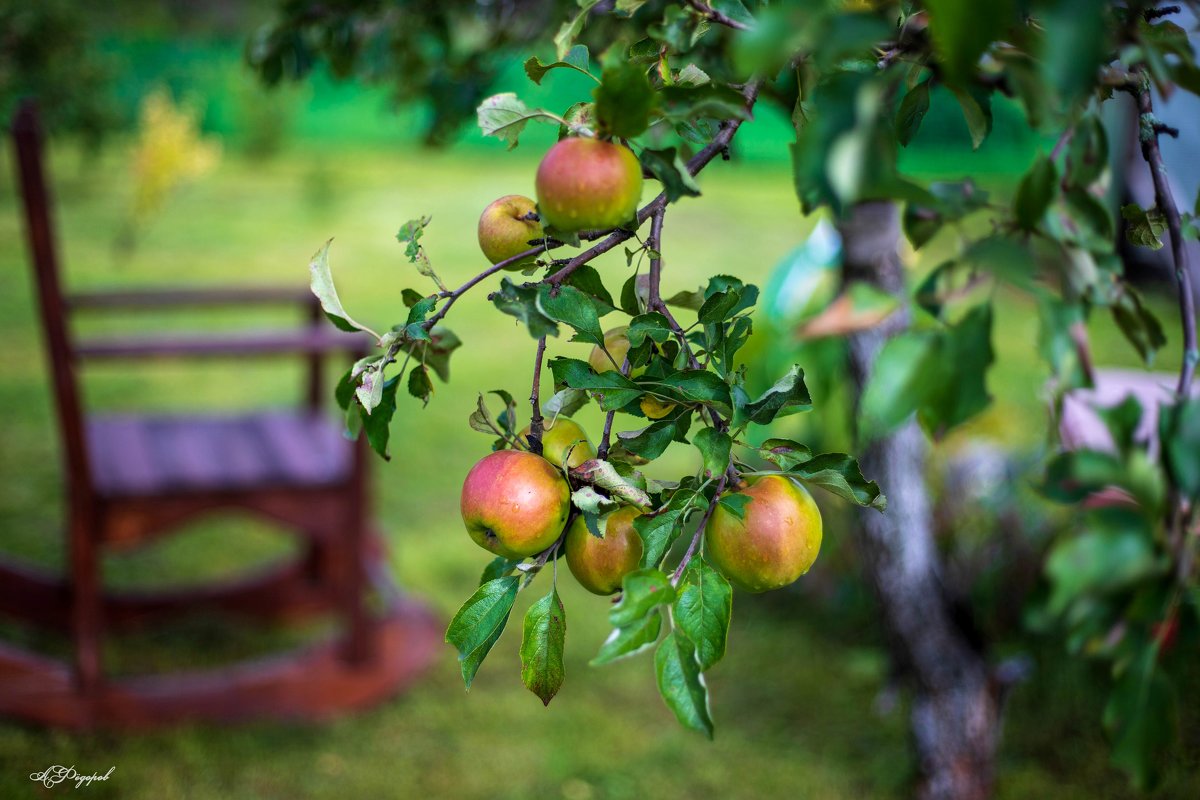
(477, 194, 544, 269)
(518, 417, 596, 470)
(588, 326, 632, 374)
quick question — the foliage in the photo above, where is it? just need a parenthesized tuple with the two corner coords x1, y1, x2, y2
(116, 89, 222, 254)
(0, 0, 118, 148)
(279, 0, 1200, 786)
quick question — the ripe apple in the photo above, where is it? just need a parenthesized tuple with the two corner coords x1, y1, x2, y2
(565, 506, 644, 595)
(460, 450, 570, 559)
(589, 326, 632, 373)
(518, 417, 596, 470)
(704, 475, 823, 592)
(536, 137, 643, 232)
(477, 194, 544, 269)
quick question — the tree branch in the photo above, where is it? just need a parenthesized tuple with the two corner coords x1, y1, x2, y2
(683, 0, 751, 31)
(546, 79, 763, 287)
(596, 354, 631, 460)
(528, 336, 547, 455)
(671, 472, 729, 586)
(1131, 72, 1198, 397)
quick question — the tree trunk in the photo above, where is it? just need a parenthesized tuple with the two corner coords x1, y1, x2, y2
(838, 201, 1000, 800)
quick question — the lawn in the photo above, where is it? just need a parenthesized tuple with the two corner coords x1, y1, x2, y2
(0, 134, 1196, 799)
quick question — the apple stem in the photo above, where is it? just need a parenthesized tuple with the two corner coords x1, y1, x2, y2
(528, 336, 547, 456)
(671, 472, 729, 586)
(597, 354, 632, 460)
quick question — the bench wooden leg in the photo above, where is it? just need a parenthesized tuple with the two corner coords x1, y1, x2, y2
(69, 514, 103, 709)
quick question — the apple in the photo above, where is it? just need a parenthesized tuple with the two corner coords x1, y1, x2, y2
(460, 450, 570, 559)
(565, 506, 644, 595)
(536, 137, 643, 232)
(518, 417, 596, 470)
(704, 475, 823, 592)
(589, 326, 632, 374)
(477, 194, 544, 269)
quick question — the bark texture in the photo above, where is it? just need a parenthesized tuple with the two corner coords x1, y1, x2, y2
(838, 202, 1000, 800)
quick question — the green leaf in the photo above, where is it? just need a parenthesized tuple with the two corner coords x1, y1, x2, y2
(1113, 284, 1167, 365)
(640, 147, 702, 203)
(859, 331, 938, 434)
(895, 80, 931, 147)
(572, 485, 618, 517)
(698, 277, 758, 323)
(1121, 204, 1166, 250)
(405, 326, 460, 383)
(646, 370, 733, 412)
(1013, 154, 1058, 231)
(1044, 509, 1158, 614)
(790, 453, 886, 510)
(520, 587, 567, 706)
(610, 569, 676, 627)
(692, 428, 732, 479)
(493, 278, 560, 339)
(476, 93, 564, 150)
(407, 364, 433, 405)
(550, 357, 643, 410)
(1040, 449, 1127, 504)
(615, 0, 652, 16)
(627, 313, 674, 347)
(948, 85, 993, 150)
(544, 387, 590, 419)
(674, 559, 732, 671)
(655, 631, 713, 738)
(554, 0, 602, 60)
(717, 493, 751, 519)
(594, 62, 655, 139)
(1160, 397, 1200, 500)
(360, 374, 402, 459)
(635, 509, 687, 568)
(665, 288, 707, 311)
(445, 577, 519, 689)
(658, 84, 751, 123)
(395, 216, 445, 292)
(572, 458, 653, 509)
(1104, 648, 1176, 791)
(757, 438, 813, 470)
(538, 284, 605, 347)
(709, 0, 754, 27)
(919, 303, 995, 433)
(564, 264, 616, 312)
(618, 420, 679, 461)
(741, 366, 811, 425)
(524, 45, 594, 85)
(925, 0, 1013, 87)
(481, 556, 521, 585)
(591, 608, 662, 665)
(1066, 114, 1109, 188)
(308, 239, 378, 338)
(649, 5, 710, 54)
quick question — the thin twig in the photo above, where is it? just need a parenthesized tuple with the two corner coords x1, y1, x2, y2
(671, 473, 729, 586)
(1131, 72, 1198, 397)
(545, 79, 763, 287)
(596, 355, 631, 460)
(425, 247, 542, 329)
(528, 336, 547, 455)
(1143, 5, 1181, 21)
(683, 0, 751, 30)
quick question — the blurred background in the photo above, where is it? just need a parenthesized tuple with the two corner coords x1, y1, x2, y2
(0, 1, 1197, 798)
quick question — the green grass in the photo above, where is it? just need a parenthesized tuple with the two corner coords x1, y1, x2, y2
(0, 139, 1196, 800)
